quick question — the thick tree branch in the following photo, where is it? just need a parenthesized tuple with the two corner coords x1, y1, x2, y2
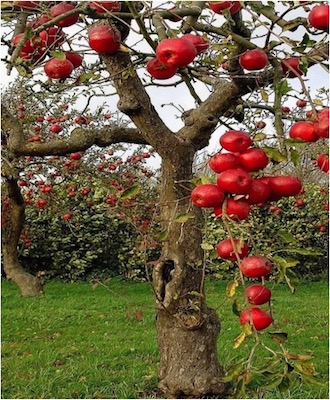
(177, 79, 241, 149)
(2, 104, 147, 156)
(102, 50, 185, 159)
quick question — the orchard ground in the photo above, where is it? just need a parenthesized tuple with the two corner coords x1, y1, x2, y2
(1, 279, 329, 399)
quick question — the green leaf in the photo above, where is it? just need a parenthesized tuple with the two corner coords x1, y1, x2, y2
(290, 149, 301, 167)
(50, 50, 66, 61)
(79, 71, 95, 83)
(262, 375, 283, 390)
(190, 177, 202, 187)
(276, 79, 292, 96)
(241, 323, 253, 335)
(232, 299, 242, 317)
(285, 268, 299, 294)
(268, 331, 288, 343)
(15, 65, 32, 78)
(226, 280, 238, 298)
(281, 248, 323, 256)
(1, 2, 14, 8)
(121, 184, 141, 200)
(285, 352, 314, 361)
(158, 229, 169, 241)
(277, 230, 297, 244)
(201, 242, 213, 250)
(175, 212, 195, 223)
(301, 374, 328, 388)
(278, 376, 290, 393)
(201, 175, 212, 184)
(260, 88, 269, 102)
(233, 332, 246, 349)
(253, 133, 267, 141)
(262, 146, 287, 163)
(284, 138, 307, 147)
(221, 363, 244, 383)
(294, 361, 316, 376)
(282, 18, 304, 32)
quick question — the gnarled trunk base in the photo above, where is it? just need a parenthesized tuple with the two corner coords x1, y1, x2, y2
(156, 310, 225, 398)
(3, 247, 43, 297)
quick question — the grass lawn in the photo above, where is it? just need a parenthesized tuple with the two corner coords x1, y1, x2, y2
(1, 279, 329, 399)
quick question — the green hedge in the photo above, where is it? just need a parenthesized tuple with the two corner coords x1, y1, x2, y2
(16, 183, 328, 282)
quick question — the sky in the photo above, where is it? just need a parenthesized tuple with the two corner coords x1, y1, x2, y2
(1, 1, 329, 166)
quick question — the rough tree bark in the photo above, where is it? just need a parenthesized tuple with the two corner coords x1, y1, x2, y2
(2, 174, 43, 296)
(153, 152, 225, 397)
(102, 48, 228, 397)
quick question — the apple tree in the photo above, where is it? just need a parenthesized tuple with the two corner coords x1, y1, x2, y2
(1, 1, 329, 397)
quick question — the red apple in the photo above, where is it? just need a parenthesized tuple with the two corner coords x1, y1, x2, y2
(88, 25, 121, 54)
(308, 5, 329, 32)
(240, 255, 272, 278)
(216, 238, 249, 261)
(50, 3, 79, 27)
(245, 285, 272, 305)
(314, 118, 329, 138)
(81, 187, 91, 195)
(268, 176, 302, 197)
(318, 108, 329, 120)
(220, 130, 252, 153)
(156, 38, 197, 68)
(36, 199, 47, 208)
(240, 308, 273, 331)
(214, 198, 250, 221)
(62, 213, 72, 220)
(246, 179, 270, 205)
(89, 1, 121, 13)
(281, 58, 303, 78)
(239, 148, 269, 172)
(282, 106, 290, 113)
(70, 152, 82, 161)
(296, 99, 307, 108)
(208, 153, 241, 173)
(191, 184, 225, 208)
(65, 52, 83, 68)
(217, 168, 252, 194)
(39, 27, 66, 48)
(289, 121, 319, 142)
(27, 14, 50, 28)
(14, 1, 40, 9)
(18, 179, 28, 187)
(182, 34, 209, 54)
(255, 121, 266, 129)
(50, 124, 62, 133)
(44, 58, 74, 79)
(239, 49, 268, 70)
(146, 58, 178, 80)
(317, 154, 329, 172)
(75, 116, 89, 125)
(208, 1, 242, 14)
(295, 198, 305, 207)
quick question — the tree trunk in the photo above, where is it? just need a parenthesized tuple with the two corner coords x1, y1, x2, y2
(153, 150, 225, 398)
(2, 177, 43, 296)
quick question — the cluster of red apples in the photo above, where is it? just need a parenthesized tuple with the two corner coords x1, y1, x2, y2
(10, 2, 329, 82)
(289, 107, 329, 173)
(11, 1, 122, 80)
(191, 130, 303, 331)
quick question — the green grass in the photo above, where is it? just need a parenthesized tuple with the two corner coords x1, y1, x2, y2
(1, 279, 329, 399)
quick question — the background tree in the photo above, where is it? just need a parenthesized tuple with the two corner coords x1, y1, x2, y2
(1, 1, 328, 397)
